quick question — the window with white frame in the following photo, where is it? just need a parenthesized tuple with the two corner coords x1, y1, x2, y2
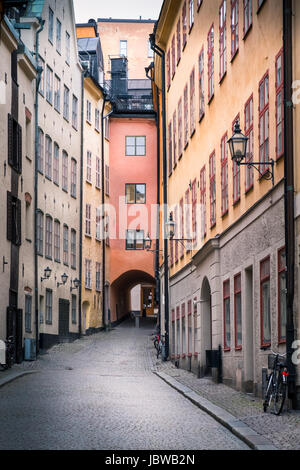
(96, 262, 101, 291)
(46, 289, 52, 324)
(85, 259, 92, 289)
(72, 95, 78, 130)
(45, 215, 53, 258)
(71, 229, 76, 268)
(38, 56, 45, 96)
(66, 31, 70, 65)
(45, 135, 52, 179)
(53, 142, 59, 185)
(85, 204, 91, 236)
(38, 128, 44, 173)
(48, 7, 54, 43)
(120, 40, 127, 57)
(54, 219, 60, 262)
(95, 108, 100, 131)
(86, 100, 92, 123)
(86, 151, 92, 183)
(62, 151, 68, 191)
(63, 225, 68, 265)
(56, 18, 61, 53)
(96, 207, 101, 240)
(96, 157, 101, 189)
(63, 85, 69, 121)
(37, 210, 43, 255)
(71, 158, 77, 197)
(46, 66, 53, 104)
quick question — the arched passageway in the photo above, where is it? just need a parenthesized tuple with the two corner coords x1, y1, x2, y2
(200, 277, 212, 376)
(110, 270, 156, 324)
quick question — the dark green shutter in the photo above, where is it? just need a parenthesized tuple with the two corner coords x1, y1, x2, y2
(17, 123, 22, 173)
(7, 191, 12, 242)
(8, 114, 13, 167)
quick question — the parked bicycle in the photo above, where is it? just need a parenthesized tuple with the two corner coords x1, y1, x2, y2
(0, 336, 15, 371)
(263, 350, 288, 415)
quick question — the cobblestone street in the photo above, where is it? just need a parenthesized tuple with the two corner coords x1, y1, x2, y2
(0, 318, 250, 450)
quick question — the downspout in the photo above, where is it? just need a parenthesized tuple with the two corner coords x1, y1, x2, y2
(101, 94, 108, 330)
(155, 84, 161, 332)
(78, 69, 85, 338)
(34, 18, 45, 355)
(150, 32, 169, 360)
(283, 0, 297, 407)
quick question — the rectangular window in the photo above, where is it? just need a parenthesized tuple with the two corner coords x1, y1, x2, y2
(232, 116, 241, 203)
(126, 230, 144, 250)
(187, 300, 192, 355)
(48, 7, 54, 43)
(96, 262, 101, 291)
(56, 18, 61, 53)
(85, 259, 92, 289)
(37, 210, 43, 255)
(63, 85, 69, 121)
(171, 34, 175, 78)
(71, 229, 76, 268)
(174, 205, 178, 262)
(104, 117, 110, 140)
(38, 56, 45, 96)
(189, 0, 194, 31)
(259, 72, 269, 173)
(179, 198, 184, 258)
(173, 110, 177, 167)
(96, 207, 101, 240)
(181, 303, 186, 355)
(86, 151, 92, 183)
(25, 295, 32, 332)
(168, 121, 172, 175)
(199, 47, 205, 119)
(72, 295, 77, 324)
(95, 108, 100, 131)
(62, 151, 68, 191)
(223, 279, 231, 350)
(54, 75, 60, 112)
(53, 143, 59, 185)
(191, 179, 197, 244)
(66, 32, 70, 65)
(105, 164, 109, 196)
(125, 184, 146, 204)
(125, 136, 146, 156)
(85, 203, 91, 236)
(190, 67, 195, 136)
(120, 40, 127, 57)
(244, 0, 252, 36)
(276, 49, 284, 159)
(166, 49, 171, 90)
(261, 257, 271, 347)
(7, 192, 21, 246)
(207, 25, 214, 102)
(54, 220, 60, 262)
(86, 100, 92, 123)
(46, 66, 53, 104)
(72, 95, 78, 130)
(176, 19, 181, 64)
(178, 98, 183, 158)
(63, 225, 69, 265)
(209, 151, 216, 227)
(200, 165, 206, 239)
(45, 215, 52, 259)
(38, 128, 44, 173)
(244, 95, 254, 191)
(221, 133, 228, 215)
(184, 83, 189, 148)
(96, 157, 101, 189)
(182, 1, 187, 49)
(71, 158, 77, 197)
(278, 247, 286, 343)
(231, 0, 239, 58)
(46, 289, 52, 324)
(185, 189, 191, 252)
(7, 114, 22, 174)
(219, 0, 227, 81)
(171, 310, 175, 357)
(45, 135, 52, 180)
(170, 209, 174, 266)
(234, 273, 242, 349)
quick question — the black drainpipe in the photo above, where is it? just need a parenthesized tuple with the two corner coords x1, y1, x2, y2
(155, 84, 161, 333)
(101, 94, 109, 330)
(34, 18, 45, 355)
(78, 69, 85, 338)
(283, 0, 297, 408)
(150, 31, 169, 360)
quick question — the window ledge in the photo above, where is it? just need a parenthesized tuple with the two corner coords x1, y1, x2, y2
(230, 48, 239, 63)
(219, 70, 227, 85)
(245, 185, 254, 195)
(233, 197, 241, 207)
(243, 24, 253, 41)
(208, 93, 214, 105)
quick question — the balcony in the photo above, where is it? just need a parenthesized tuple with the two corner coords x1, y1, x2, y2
(105, 79, 154, 114)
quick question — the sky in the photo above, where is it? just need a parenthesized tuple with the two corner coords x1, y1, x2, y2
(73, 0, 163, 23)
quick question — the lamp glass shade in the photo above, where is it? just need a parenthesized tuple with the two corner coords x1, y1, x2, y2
(144, 234, 152, 251)
(166, 215, 176, 239)
(73, 278, 80, 288)
(44, 266, 52, 279)
(61, 273, 68, 284)
(228, 122, 248, 164)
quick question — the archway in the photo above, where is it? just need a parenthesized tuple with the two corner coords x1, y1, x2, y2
(110, 270, 156, 324)
(200, 277, 212, 376)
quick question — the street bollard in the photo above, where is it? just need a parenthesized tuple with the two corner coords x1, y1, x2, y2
(135, 315, 140, 328)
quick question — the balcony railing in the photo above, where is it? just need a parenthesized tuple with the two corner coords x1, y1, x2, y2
(105, 79, 154, 113)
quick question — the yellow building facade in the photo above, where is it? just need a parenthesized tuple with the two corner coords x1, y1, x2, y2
(154, 0, 298, 399)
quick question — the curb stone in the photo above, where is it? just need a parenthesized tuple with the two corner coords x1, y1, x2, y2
(154, 370, 278, 451)
(0, 370, 38, 389)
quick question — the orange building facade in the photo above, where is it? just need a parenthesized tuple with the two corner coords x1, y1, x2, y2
(153, 0, 299, 401)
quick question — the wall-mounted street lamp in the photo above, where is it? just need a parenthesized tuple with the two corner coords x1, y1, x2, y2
(227, 121, 274, 185)
(144, 233, 163, 253)
(70, 278, 80, 292)
(41, 266, 52, 283)
(57, 272, 68, 288)
(166, 213, 192, 247)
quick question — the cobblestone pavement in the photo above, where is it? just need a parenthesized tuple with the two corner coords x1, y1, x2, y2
(155, 359, 300, 450)
(0, 318, 249, 450)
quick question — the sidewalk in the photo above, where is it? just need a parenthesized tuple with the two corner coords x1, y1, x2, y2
(153, 357, 300, 450)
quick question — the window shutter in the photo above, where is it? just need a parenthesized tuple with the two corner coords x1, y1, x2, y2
(7, 191, 12, 242)
(16, 198, 22, 246)
(17, 123, 22, 173)
(8, 114, 13, 167)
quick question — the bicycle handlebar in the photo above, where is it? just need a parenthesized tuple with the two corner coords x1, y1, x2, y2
(270, 350, 287, 357)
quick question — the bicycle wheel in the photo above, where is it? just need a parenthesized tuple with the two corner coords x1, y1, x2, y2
(273, 375, 286, 415)
(263, 373, 273, 412)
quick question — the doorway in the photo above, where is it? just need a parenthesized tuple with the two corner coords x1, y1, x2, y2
(201, 277, 212, 376)
(58, 299, 70, 339)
